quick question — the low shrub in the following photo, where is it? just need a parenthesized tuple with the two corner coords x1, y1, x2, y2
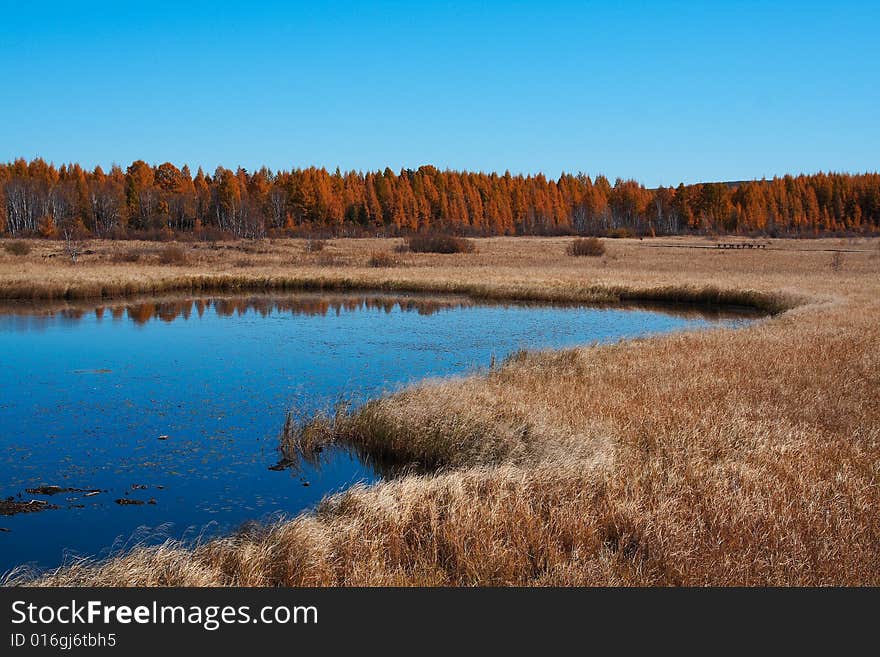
(157, 245, 189, 266)
(3, 241, 31, 256)
(304, 238, 326, 253)
(111, 248, 143, 263)
(315, 252, 340, 267)
(405, 233, 476, 254)
(567, 237, 606, 257)
(367, 251, 398, 268)
(197, 226, 235, 242)
(606, 228, 633, 239)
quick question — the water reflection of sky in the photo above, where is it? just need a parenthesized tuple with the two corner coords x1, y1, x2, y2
(0, 293, 755, 573)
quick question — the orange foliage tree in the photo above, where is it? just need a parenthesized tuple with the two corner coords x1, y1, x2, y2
(1, 158, 878, 239)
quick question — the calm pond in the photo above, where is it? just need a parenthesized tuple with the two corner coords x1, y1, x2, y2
(0, 293, 756, 572)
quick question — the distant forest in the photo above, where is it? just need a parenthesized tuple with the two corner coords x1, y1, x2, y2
(2, 158, 878, 239)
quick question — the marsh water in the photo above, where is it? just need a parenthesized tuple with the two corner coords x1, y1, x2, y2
(0, 293, 756, 572)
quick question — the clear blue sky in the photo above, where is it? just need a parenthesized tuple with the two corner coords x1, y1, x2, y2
(1, 1, 877, 186)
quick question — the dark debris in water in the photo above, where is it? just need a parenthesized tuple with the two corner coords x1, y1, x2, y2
(115, 498, 144, 506)
(114, 496, 157, 506)
(26, 485, 104, 496)
(1, 497, 59, 516)
(2, 485, 108, 516)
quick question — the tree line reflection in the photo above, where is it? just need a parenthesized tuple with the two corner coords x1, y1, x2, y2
(0, 294, 478, 327)
(0, 293, 761, 333)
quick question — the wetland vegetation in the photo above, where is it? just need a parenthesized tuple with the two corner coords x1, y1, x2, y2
(0, 235, 877, 585)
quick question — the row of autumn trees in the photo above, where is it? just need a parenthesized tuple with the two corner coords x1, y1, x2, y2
(2, 158, 879, 239)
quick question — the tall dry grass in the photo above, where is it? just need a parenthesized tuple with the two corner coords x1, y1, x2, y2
(2, 236, 879, 586)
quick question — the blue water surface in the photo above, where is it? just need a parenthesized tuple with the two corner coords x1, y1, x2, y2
(0, 293, 754, 572)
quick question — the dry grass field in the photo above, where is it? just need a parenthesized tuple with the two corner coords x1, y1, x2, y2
(2, 235, 878, 586)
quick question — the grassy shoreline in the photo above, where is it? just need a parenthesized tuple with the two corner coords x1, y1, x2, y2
(0, 237, 800, 313)
(0, 274, 795, 314)
(2, 236, 878, 586)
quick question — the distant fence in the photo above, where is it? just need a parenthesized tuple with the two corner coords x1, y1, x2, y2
(715, 242, 767, 249)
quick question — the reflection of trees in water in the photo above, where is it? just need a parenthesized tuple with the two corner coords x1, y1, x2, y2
(126, 295, 474, 324)
(0, 294, 476, 326)
(0, 292, 763, 330)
